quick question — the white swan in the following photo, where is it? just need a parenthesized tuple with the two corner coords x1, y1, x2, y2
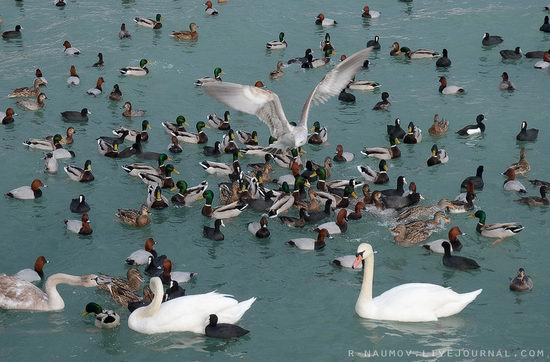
(203, 47, 372, 151)
(128, 277, 256, 334)
(352, 243, 482, 322)
(0, 273, 108, 311)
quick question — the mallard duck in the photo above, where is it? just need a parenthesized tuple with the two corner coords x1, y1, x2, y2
(442, 242, 480, 270)
(315, 13, 337, 26)
(172, 121, 208, 144)
(396, 199, 451, 223)
(64, 160, 94, 182)
(392, 211, 449, 235)
(52, 127, 75, 145)
(205, 1, 218, 15)
(23, 134, 57, 151)
(446, 193, 475, 214)
(1, 108, 15, 125)
(506, 147, 530, 176)
(113, 120, 150, 142)
(86, 77, 104, 96)
(236, 130, 258, 146)
(61, 108, 90, 122)
(203, 141, 222, 156)
(8, 78, 44, 98)
(502, 168, 526, 193)
(116, 205, 151, 227)
(120, 59, 149, 76)
(2, 25, 22, 39)
(357, 160, 389, 184)
(428, 114, 449, 136)
(423, 226, 463, 253)
(307, 121, 328, 144)
(362, 137, 400, 160)
(278, 208, 307, 228)
(134, 14, 162, 29)
(207, 111, 231, 130)
(348, 77, 381, 91)
(122, 102, 146, 117)
(203, 219, 225, 241)
(139, 164, 178, 189)
(515, 186, 549, 206)
(109, 84, 123, 101)
(457, 114, 485, 136)
(43, 153, 58, 174)
(391, 224, 430, 246)
(12, 256, 48, 283)
(266, 32, 287, 49)
(6, 179, 45, 200)
(82, 303, 120, 329)
(516, 121, 538, 142)
(287, 228, 330, 250)
(67, 65, 80, 85)
(119, 23, 131, 38)
(201, 190, 248, 219)
(168, 136, 183, 153)
(390, 42, 410, 56)
(403, 122, 422, 144)
(319, 33, 335, 55)
(65, 213, 92, 235)
(510, 268, 533, 292)
(122, 154, 169, 177)
(163, 115, 188, 134)
(439, 76, 464, 95)
(195, 67, 223, 86)
(218, 181, 241, 205)
(406, 49, 440, 59)
(126, 239, 158, 265)
(63, 40, 80, 55)
(200, 151, 239, 176)
(267, 182, 294, 217)
(287, 48, 312, 65)
(436, 49, 451, 67)
(474, 210, 524, 243)
(248, 215, 270, 238)
(147, 186, 169, 209)
(427, 144, 449, 166)
(269, 61, 285, 80)
(171, 23, 199, 40)
(97, 268, 144, 307)
(17, 93, 47, 111)
(51, 137, 75, 160)
(222, 129, 239, 152)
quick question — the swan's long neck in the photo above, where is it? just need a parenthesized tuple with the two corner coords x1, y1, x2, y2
(139, 282, 163, 317)
(44, 273, 85, 311)
(358, 255, 374, 303)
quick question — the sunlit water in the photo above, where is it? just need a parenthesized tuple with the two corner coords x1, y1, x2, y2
(1, 0, 549, 360)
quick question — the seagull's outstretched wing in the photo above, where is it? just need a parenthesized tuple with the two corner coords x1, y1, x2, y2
(202, 82, 292, 139)
(300, 47, 373, 127)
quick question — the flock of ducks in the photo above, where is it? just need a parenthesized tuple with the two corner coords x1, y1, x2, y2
(1, 0, 548, 341)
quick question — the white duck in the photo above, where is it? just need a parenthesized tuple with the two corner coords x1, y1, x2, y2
(352, 243, 482, 322)
(203, 47, 372, 151)
(0, 273, 108, 311)
(128, 277, 255, 334)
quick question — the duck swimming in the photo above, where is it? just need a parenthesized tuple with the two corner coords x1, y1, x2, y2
(43, 153, 58, 174)
(17, 93, 47, 111)
(205, 314, 249, 339)
(362, 5, 380, 18)
(457, 114, 485, 136)
(126, 238, 158, 266)
(436, 49, 451, 67)
(248, 215, 270, 238)
(6, 179, 44, 200)
(357, 160, 389, 184)
(333, 144, 354, 162)
(63, 40, 80, 55)
(171, 23, 199, 40)
(287, 48, 312, 65)
(2, 25, 22, 39)
(202, 190, 248, 219)
(516, 121, 538, 142)
(61, 108, 90, 122)
(109, 84, 123, 101)
(499, 72, 515, 91)
(502, 168, 526, 193)
(1, 108, 15, 125)
(460, 165, 484, 190)
(500, 47, 522, 60)
(203, 48, 372, 151)
(119, 23, 131, 38)
(474, 210, 524, 243)
(362, 137, 400, 160)
(86, 77, 104, 96)
(120, 59, 149, 76)
(372, 91, 390, 110)
(482, 32, 503, 46)
(438, 76, 464, 95)
(403, 122, 422, 144)
(516, 186, 548, 206)
(423, 226, 464, 254)
(82, 303, 120, 329)
(315, 13, 337, 26)
(113, 120, 150, 142)
(315, 209, 348, 235)
(65, 213, 93, 235)
(390, 42, 410, 56)
(134, 14, 162, 29)
(70, 195, 90, 214)
(266, 32, 287, 49)
(67, 65, 80, 85)
(12, 256, 48, 283)
(427, 144, 449, 166)
(510, 268, 533, 292)
(92, 53, 104, 67)
(288, 228, 330, 250)
(116, 205, 151, 227)
(203, 219, 225, 241)
(541, 16, 550, 32)
(195, 67, 223, 86)
(387, 118, 405, 140)
(8, 78, 43, 98)
(442, 241, 480, 270)
(428, 114, 449, 136)
(205, 1, 218, 15)
(147, 186, 169, 209)
(534, 51, 550, 69)
(352, 243, 482, 321)
(338, 89, 355, 103)
(123, 102, 146, 117)
(0, 273, 108, 311)
(65, 160, 94, 182)
(308, 121, 328, 144)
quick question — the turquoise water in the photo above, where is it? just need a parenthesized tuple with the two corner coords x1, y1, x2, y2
(1, 0, 550, 360)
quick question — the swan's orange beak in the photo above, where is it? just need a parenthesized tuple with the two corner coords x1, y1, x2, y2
(352, 255, 363, 269)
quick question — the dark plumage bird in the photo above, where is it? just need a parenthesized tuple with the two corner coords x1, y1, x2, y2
(541, 16, 550, 33)
(509, 268, 533, 292)
(516, 121, 539, 142)
(381, 176, 407, 197)
(460, 165, 484, 190)
(372, 92, 390, 110)
(61, 108, 90, 122)
(436, 48, 451, 67)
(500, 47, 522, 60)
(287, 48, 312, 64)
(98, 130, 128, 145)
(92, 53, 104, 67)
(442, 241, 480, 270)
(205, 314, 249, 339)
(203, 219, 225, 241)
(515, 186, 549, 206)
(387, 118, 406, 140)
(163, 280, 186, 301)
(525, 50, 545, 59)
(70, 195, 90, 214)
(279, 208, 307, 228)
(338, 89, 355, 103)
(2, 25, 23, 39)
(305, 199, 332, 223)
(482, 32, 503, 46)
(203, 141, 222, 156)
(457, 114, 485, 136)
(366, 35, 380, 50)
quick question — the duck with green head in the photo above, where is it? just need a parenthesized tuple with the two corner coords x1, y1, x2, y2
(134, 14, 162, 29)
(112, 120, 151, 143)
(147, 186, 169, 209)
(122, 153, 169, 177)
(308, 121, 328, 145)
(266, 32, 288, 50)
(64, 160, 94, 182)
(162, 115, 187, 135)
(172, 121, 208, 144)
(83, 302, 120, 329)
(120, 59, 149, 76)
(473, 210, 524, 244)
(292, 176, 310, 203)
(199, 151, 240, 176)
(201, 189, 248, 219)
(195, 67, 223, 86)
(139, 164, 179, 189)
(172, 180, 209, 206)
(223, 129, 239, 153)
